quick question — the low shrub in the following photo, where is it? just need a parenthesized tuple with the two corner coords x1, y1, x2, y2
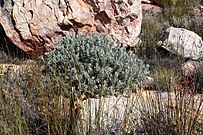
(0, 62, 75, 134)
(156, 0, 199, 19)
(166, 11, 203, 38)
(151, 68, 179, 91)
(136, 89, 203, 134)
(138, 13, 163, 60)
(44, 33, 149, 97)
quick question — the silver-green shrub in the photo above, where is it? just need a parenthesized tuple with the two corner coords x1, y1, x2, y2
(44, 33, 149, 97)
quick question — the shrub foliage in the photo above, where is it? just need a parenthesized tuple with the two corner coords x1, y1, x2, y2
(44, 33, 149, 97)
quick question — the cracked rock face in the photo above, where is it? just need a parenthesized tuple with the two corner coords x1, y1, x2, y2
(0, 0, 142, 55)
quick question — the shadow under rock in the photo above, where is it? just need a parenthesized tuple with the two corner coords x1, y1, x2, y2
(0, 24, 30, 64)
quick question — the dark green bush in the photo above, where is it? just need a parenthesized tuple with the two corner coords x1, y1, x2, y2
(166, 11, 203, 38)
(138, 13, 164, 60)
(44, 33, 149, 97)
(156, 0, 199, 19)
(157, 0, 203, 37)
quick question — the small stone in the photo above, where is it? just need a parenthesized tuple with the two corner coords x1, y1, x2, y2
(181, 60, 203, 77)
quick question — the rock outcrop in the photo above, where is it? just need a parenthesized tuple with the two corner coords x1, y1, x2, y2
(80, 91, 203, 134)
(158, 27, 203, 60)
(181, 60, 203, 77)
(141, 2, 162, 13)
(0, 0, 142, 55)
(141, 0, 154, 4)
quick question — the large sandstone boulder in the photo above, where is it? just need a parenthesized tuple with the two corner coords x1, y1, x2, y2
(0, 0, 142, 55)
(158, 27, 203, 60)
